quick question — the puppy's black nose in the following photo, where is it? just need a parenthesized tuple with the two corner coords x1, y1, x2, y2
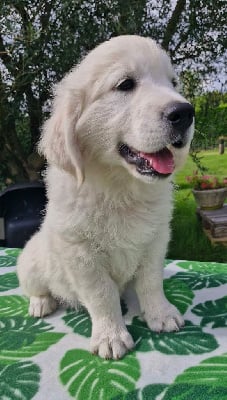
(165, 102, 194, 131)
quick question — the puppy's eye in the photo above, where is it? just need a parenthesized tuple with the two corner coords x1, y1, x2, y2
(171, 78, 178, 88)
(117, 78, 136, 91)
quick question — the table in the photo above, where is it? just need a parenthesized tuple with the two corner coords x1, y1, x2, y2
(197, 204, 227, 245)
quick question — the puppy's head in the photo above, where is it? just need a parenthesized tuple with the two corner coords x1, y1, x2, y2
(39, 35, 194, 185)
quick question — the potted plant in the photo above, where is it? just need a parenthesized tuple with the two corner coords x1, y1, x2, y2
(186, 171, 227, 210)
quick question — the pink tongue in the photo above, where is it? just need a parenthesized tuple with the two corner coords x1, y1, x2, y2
(139, 148, 175, 174)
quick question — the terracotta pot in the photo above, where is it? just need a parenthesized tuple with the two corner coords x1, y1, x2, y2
(192, 187, 227, 210)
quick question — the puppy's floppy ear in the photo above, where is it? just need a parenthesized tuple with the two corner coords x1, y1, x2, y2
(39, 81, 84, 186)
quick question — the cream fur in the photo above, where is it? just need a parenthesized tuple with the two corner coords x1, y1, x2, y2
(17, 35, 194, 360)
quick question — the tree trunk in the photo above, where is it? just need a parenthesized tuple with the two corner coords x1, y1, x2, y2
(162, 0, 187, 51)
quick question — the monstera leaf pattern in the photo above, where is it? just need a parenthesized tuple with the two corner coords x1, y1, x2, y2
(175, 260, 227, 289)
(0, 361, 41, 400)
(162, 353, 227, 400)
(191, 297, 227, 328)
(128, 319, 218, 354)
(60, 349, 140, 399)
(0, 272, 19, 291)
(0, 295, 29, 317)
(0, 248, 226, 400)
(163, 277, 194, 314)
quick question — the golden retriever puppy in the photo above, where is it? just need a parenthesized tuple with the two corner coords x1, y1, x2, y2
(17, 35, 194, 359)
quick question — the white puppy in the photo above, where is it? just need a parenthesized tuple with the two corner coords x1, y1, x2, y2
(17, 35, 194, 360)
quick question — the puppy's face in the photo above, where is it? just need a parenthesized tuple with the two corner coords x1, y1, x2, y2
(76, 35, 194, 183)
(40, 35, 194, 184)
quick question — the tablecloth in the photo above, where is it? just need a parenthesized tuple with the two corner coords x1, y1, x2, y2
(0, 248, 227, 400)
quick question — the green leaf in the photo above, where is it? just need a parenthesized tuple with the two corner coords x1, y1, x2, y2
(113, 389, 139, 399)
(175, 261, 227, 289)
(164, 278, 194, 314)
(0, 361, 40, 400)
(128, 318, 155, 352)
(0, 332, 65, 365)
(5, 248, 21, 257)
(0, 272, 19, 291)
(0, 307, 63, 365)
(165, 259, 174, 267)
(176, 261, 227, 274)
(113, 384, 168, 400)
(0, 295, 29, 317)
(0, 316, 53, 350)
(128, 318, 218, 355)
(141, 384, 168, 399)
(163, 354, 227, 400)
(163, 384, 227, 400)
(175, 353, 227, 385)
(0, 255, 17, 267)
(191, 297, 227, 328)
(63, 308, 92, 337)
(60, 349, 140, 400)
(173, 271, 227, 290)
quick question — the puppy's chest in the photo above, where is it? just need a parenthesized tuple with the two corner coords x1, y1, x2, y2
(74, 195, 167, 286)
(91, 204, 154, 285)
(81, 198, 161, 249)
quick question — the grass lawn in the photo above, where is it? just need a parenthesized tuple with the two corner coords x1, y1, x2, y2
(167, 149, 227, 263)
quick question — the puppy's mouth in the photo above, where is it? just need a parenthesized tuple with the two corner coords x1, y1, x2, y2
(118, 143, 175, 177)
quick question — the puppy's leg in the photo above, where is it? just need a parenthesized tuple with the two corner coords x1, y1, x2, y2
(83, 278, 134, 359)
(134, 232, 184, 332)
(71, 251, 134, 359)
(17, 233, 57, 317)
(28, 295, 57, 318)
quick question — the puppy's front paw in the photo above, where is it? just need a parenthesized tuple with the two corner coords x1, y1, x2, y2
(29, 295, 57, 317)
(91, 322, 134, 360)
(144, 300, 184, 333)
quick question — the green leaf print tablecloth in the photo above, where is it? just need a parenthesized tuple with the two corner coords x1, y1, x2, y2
(0, 248, 227, 400)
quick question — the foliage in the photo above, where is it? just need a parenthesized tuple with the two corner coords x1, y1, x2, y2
(180, 70, 203, 102)
(0, 0, 226, 185)
(186, 170, 227, 190)
(192, 92, 227, 149)
(168, 150, 227, 263)
(189, 150, 209, 173)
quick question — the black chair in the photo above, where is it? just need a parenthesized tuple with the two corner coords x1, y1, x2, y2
(0, 181, 47, 248)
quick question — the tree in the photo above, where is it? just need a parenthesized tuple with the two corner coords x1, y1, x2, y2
(193, 92, 227, 148)
(0, 0, 226, 186)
